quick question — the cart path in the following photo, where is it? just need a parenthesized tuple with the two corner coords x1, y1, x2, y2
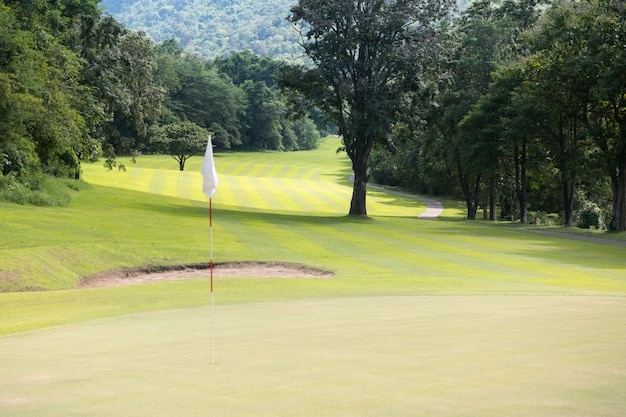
(367, 182, 444, 219)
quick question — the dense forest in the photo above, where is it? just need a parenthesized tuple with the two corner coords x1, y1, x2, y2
(100, 0, 301, 60)
(1, 0, 625, 231)
(100, 0, 472, 60)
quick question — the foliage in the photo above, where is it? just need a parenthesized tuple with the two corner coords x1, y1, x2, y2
(153, 46, 321, 152)
(150, 121, 208, 171)
(0, 172, 88, 206)
(100, 0, 302, 61)
(154, 49, 244, 149)
(100, 0, 473, 61)
(81, 15, 165, 158)
(576, 200, 605, 230)
(368, 0, 626, 231)
(280, 0, 453, 215)
(0, 1, 164, 203)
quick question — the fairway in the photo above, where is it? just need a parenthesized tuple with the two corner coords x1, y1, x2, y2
(2, 296, 625, 417)
(2, 137, 626, 416)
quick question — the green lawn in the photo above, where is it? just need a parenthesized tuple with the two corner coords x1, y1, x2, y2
(2, 136, 626, 331)
(1, 137, 626, 416)
(2, 296, 625, 417)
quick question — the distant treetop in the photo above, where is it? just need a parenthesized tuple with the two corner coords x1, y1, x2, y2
(100, 0, 303, 60)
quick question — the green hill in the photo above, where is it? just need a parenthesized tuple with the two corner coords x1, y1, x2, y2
(100, 0, 471, 60)
(100, 0, 302, 60)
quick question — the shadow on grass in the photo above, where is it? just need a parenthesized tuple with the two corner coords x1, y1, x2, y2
(433, 221, 626, 271)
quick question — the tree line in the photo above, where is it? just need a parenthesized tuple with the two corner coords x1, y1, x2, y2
(279, 0, 626, 230)
(3, 0, 625, 231)
(0, 0, 320, 201)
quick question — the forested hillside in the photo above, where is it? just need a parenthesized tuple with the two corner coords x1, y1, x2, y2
(100, 0, 472, 60)
(100, 0, 301, 60)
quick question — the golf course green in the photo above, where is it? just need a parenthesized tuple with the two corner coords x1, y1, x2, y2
(1, 137, 625, 416)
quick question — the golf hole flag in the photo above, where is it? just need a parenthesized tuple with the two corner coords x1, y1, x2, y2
(202, 135, 220, 198)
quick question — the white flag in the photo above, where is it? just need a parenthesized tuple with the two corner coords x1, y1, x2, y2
(202, 135, 220, 198)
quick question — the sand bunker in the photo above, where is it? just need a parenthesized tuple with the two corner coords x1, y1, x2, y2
(77, 262, 334, 288)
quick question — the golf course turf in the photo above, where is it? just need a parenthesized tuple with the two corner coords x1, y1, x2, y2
(1, 137, 625, 416)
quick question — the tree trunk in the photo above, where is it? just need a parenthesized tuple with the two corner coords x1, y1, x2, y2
(176, 155, 186, 171)
(514, 139, 529, 224)
(348, 141, 370, 216)
(562, 173, 575, 227)
(489, 173, 497, 221)
(350, 173, 367, 216)
(519, 138, 528, 224)
(610, 126, 626, 231)
(458, 159, 481, 220)
(611, 160, 626, 231)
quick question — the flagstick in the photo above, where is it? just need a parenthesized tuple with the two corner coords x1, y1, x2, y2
(210, 198, 215, 365)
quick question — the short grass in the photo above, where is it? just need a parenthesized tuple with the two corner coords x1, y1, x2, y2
(1, 136, 626, 332)
(2, 296, 625, 417)
(1, 137, 626, 416)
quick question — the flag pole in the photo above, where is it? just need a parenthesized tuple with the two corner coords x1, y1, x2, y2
(210, 197, 215, 365)
(202, 134, 219, 365)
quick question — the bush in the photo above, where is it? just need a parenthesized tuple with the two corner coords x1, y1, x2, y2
(0, 174, 87, 206)
(576, 201, 605, 230)
(529, 211, 563, 226)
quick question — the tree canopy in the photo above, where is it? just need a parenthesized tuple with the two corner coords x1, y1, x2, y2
(4, 0, 626, 232)
(280, 0, 453, 216)
(150, 121, 208, 171)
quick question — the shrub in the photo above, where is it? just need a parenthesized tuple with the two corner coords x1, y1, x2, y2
(0, 174, 86, 206)
(576, 201, 605, 230)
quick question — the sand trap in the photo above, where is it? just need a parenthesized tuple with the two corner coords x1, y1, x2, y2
(77, 262, 334, 288)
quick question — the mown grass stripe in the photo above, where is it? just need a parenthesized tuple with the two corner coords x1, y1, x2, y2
(285, 178, 349, 214)
(252, 177, 304, 212)
(176, 171, 191, 200)
(239, 176, 277, 211)
(148, 169, 165, 194)
(206, 174, 235, 207)
(242, 159, 271, 178)
(257, 163, 281, 178)
(306, 178, 353, 213)
(226, 158, 260, 177)
(223, 175, 255, 209)
(350, 218, 626, 293)
(271, 163, 301, 179)
(305, 220, 493, 280)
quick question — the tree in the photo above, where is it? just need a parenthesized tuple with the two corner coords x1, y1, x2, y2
(518, 0, 599, 227)
(240, 80, 285, 150)
(280, 0, 452, 215)
(82, 17, 164, 158)
(150, 121, 208, 171)
(429, 1, 506, 220)
(154, 47, 244, 150)
(583, 0, 626, 230)
(423, 0, 544, 220)
(0, 2, 88, 180)
(213, 50, 281, 87)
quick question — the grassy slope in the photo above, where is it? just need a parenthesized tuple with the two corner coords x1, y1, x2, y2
(1, 137, 626, 334)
